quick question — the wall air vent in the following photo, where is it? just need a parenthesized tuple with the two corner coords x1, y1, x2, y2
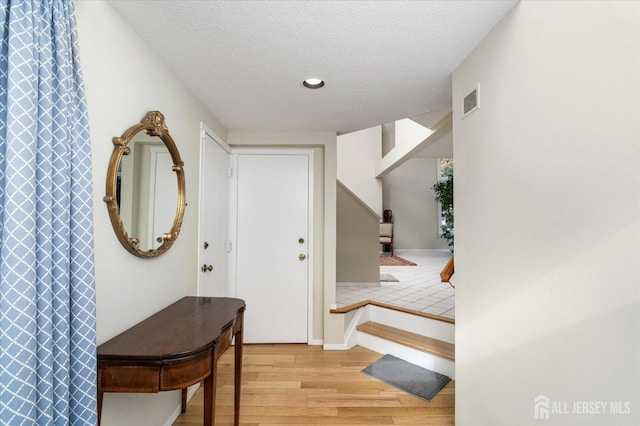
(462, 84, 480, 118)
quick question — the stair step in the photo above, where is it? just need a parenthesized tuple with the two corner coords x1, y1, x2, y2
(356, 321, 455, 361)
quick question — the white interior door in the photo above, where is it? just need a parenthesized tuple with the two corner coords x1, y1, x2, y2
(198, 128, 231, 296)
(234, 152, 311, 343)
(150, 149, 176, 250)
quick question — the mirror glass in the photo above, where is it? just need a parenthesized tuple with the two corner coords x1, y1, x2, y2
(116, 132, 178, 251)
(104, 111, 185, 257)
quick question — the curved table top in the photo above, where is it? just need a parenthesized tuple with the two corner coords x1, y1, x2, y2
(97, 297, 246, 363)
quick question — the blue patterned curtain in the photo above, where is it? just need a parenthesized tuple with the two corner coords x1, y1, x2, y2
(0, 1, 97, 425)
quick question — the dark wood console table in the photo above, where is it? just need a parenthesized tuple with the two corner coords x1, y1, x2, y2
(97, 297, 245, 425)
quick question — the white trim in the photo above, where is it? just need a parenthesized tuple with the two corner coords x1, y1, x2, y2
(437, 201, 444, 236)
(229, 148, 315, 343)
(163, 383, 200, 426)
(231, 147, 315, 156)
(306, 152, 315, 344)
(228, 153, 238, 298)
(197, 122, 231, 296)
(201, 123, 230, 153)
(322, 342, 351, 351)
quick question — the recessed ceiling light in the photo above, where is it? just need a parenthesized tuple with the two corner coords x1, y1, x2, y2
(303, 78, 325, 89)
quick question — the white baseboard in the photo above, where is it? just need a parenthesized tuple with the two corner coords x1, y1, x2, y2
(163, 384, 200, 426)
(323, 342, 351, 350)
(308, 339, 324, 346)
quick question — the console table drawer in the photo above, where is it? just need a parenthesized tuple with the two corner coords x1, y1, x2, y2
(98, 365, 160, 393)
(161, 351, 212, 390)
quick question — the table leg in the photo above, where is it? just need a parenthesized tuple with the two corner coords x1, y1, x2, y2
(203, 355, 218, 426)
(181, 388, 187, 413)
(234, 328, 243, 426)
(97, 391, 103, 426)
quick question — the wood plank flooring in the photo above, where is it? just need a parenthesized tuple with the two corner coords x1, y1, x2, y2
(173, 344, 454, 426)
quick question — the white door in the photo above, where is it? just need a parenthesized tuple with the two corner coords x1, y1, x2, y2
(198, 128, 231, 296)
(150, 148, 176, 250)
(234, 152, 311, 343)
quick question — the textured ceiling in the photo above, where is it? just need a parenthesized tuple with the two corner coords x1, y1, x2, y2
(110, 1, 517, 135)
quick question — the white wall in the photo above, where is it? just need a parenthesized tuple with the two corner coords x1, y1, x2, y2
(76, 1, 227, 425)
(382, 158, 448, 250)
(453, 2, 639, 425)
(337, 125, 383, 217)
(376, 108, 451, 177)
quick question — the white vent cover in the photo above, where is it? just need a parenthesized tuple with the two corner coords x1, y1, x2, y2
(462, 84, 480, 118)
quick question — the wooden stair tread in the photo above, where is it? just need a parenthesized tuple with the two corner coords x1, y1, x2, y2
(356, 321, 455, 361)
(331, 300, 455, 324)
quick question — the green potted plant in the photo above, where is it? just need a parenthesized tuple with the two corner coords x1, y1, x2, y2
(432, 161, 453, 249)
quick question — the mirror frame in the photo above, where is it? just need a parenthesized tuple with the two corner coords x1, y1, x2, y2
(104, 111, 186, 258)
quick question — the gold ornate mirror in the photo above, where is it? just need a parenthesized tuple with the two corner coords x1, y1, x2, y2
(104, 111, 186, 258)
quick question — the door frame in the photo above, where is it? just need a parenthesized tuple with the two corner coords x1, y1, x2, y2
(197, 123, 232, 296)
(229, 148, 315, 343)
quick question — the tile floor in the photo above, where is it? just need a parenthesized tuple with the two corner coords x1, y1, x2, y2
(336, 249, 456, 319)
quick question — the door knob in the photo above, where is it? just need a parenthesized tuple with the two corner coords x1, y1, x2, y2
(299, 254, 306, 261)
(201, 264, 213, 272)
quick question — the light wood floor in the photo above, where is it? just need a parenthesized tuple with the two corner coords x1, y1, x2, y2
(173, 344, 454, 426)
